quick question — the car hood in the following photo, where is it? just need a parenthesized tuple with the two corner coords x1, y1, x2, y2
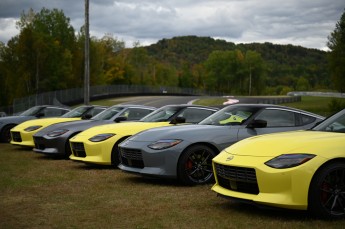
(72, 121, 172, 139)
(131, 124, 231, 141)
(220, 130, 345, 158)
(35, 119, 100, 136)
(0, 116, 35, 125)
(11, 117, 81, 131)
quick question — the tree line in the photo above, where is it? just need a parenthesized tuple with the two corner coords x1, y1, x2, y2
(0, 8, 344, 107)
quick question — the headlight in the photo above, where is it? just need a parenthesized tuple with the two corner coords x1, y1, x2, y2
(47, 129, 69, 137)
(24, 125, 42, 132)
(89, 133, 115, 142)
(265, 154, 316, 169)
(148, 139, 182, 150)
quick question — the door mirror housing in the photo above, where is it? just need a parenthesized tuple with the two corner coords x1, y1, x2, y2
(35, 112, 44, 118)
(247, 119, 267, 128)
(114, 116, 127, 123)
(82, 114, 92, 120)
(170, 116, 186, 124)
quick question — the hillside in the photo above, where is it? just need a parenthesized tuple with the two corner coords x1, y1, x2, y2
(145, 36, 329, 88)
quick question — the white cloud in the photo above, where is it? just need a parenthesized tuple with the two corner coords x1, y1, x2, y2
(0, 0, 344, 49)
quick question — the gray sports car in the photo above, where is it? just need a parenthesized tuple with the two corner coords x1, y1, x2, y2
(118, 104, 324, 185)
(33, 104, 156, 158)
(0, 105, 71, 143)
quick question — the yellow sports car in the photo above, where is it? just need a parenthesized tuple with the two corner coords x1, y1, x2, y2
(211, 108, 345, 219)
(69, 105, 218, 166)
(10, 105, 107, 148)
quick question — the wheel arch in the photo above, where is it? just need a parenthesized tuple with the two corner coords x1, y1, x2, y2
(64, 131, 83, 153)
(0, 123, 17, 142)
(111, 135, 131, 165)
(308, 158, 345, 197)
(177, 142, 220, 173)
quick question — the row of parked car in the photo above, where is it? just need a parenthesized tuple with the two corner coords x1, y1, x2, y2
(1, 102, 344, 219)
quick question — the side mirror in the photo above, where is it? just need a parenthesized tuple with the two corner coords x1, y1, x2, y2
(114, 116, 127, 123)
(170, 116, 186, 124)
(82, 114, 92, 120)
(247, 119, 267, 128)
(36, 112, 44, 118)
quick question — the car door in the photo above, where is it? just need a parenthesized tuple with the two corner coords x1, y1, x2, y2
(237, 108, 301, 141)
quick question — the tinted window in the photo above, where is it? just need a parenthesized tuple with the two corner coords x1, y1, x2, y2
(255, 109, 295, 127)
(62, 106, 91, 118)
(44, 107, 69, 117)
(20, 106, 44, 116)
(86, 107, 106, 117)
(299, 114, 316, 125)
(315, 111, 345, 133)
(92, 107, 124, 121)
(200, 106, 256, 126)
(141, 106, 182, 122)
(126, 108, 153, 120)
(177, 108, 215, 123)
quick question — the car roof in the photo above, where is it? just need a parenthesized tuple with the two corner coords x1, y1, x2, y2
(160, 104, 219, 110)
(223, 103, 324, 118)
(109, 104, 156, 109)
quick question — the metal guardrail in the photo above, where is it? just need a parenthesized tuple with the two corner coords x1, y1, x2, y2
(1, 87, 342, 115)
(287, 91, 345, 98)
(5, 85, 220, 114)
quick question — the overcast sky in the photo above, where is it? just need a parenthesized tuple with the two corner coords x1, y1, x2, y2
(0, 0, 344, 50)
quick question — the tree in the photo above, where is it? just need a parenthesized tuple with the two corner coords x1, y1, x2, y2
(327, 9, 345, 92)
(244, 50, 266, 95)
(15, 8, 77, 94)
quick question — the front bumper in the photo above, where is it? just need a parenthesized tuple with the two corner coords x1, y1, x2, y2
(118, 140, 189, 178)
(69, 138, 118, 165)
(10, 131, 36, 147)
(33, 135, 66, 156)
(211, 153, 327, 210)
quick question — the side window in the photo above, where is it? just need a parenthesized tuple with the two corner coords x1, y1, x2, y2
(299, 114, 316, 125)
(178, 108, 215, 123)
(44, 108, 69, 117)
(89, 107, 106, 117)
(255, 109, 295, 127)
(126, 108, 153, 120)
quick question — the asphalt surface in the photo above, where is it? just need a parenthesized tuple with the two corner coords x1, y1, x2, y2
(110, 96, 208, 108)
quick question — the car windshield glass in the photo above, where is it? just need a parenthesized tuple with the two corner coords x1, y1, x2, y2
(140, 106, 181, 122)
(313, 110, 345, 133)
(20, 106, 43, 116)
(92, 107, 124, 121)
(199, 106, 255, 126)
(62, 106, 90, 118)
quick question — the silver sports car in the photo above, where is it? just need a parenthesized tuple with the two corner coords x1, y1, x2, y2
(33, 104, 156, 158)
(118, 104, 324, 185)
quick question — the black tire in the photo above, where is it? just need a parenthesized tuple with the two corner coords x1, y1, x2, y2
(64, 141, 72, 159)
(111, 137, 129, 167)
(308, 161, 345, 219)
(177, 145, 217, 185)
(0, 125, 15, 143)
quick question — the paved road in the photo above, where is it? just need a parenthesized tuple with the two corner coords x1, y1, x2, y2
(110, 96, 207, 107)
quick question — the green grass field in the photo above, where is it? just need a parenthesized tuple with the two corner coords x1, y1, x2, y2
(1, 96, 344, 228)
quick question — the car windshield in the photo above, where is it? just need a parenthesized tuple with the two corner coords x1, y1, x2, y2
(140, 106, 181, 122)
(199, 106, 255, 126)
(62, 106, 90, 118)
(313, 109, 345, 133)
(92, 107, 124, 121)
(20, 106, 43, 116)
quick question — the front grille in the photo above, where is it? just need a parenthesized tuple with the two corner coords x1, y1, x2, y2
(119, 147, 144, 168)
(33, 136, 45, 150)
(214, 163, 259, 194)
(11, 132, 22, 142)
(71, 142, 86, 157)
